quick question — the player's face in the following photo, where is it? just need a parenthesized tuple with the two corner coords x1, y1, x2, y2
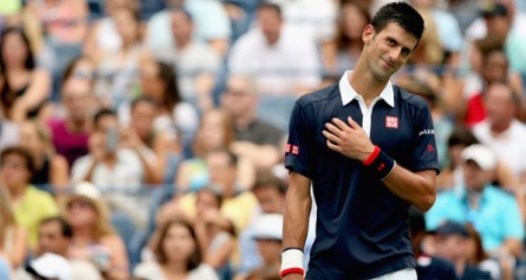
(362, 23, 418, 81)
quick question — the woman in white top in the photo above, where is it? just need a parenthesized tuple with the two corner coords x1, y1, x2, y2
(135, 219, 219, 280)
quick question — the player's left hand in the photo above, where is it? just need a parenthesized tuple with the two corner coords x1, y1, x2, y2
(323, 117, 375, 161)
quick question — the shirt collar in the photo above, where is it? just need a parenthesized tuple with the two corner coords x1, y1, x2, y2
(338, 71, 395, 107)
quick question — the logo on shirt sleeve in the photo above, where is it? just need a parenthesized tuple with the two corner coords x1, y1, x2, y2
(285, 144, 299, 155)
(292, 145, 299, 155)
(385, 116, 399, 129)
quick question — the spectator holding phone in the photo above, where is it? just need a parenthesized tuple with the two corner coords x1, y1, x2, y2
(71, 108, 157, 227)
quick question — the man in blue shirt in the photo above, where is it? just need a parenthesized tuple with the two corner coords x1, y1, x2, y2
(426, 144, 524, 258)
(281, 2, 439, 280)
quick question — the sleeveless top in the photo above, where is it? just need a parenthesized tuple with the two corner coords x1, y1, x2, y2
(31, 156, 51, 186)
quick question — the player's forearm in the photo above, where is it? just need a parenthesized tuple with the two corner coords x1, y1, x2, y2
(382, 166, 436, 212)
(282, 186, 312, 249)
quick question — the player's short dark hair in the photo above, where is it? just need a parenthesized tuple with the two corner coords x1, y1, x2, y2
(40, 216, 73, 239)
(371, 2, 424, 43)
(258, 2, 282, 19)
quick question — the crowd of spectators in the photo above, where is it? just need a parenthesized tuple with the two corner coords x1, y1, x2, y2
(1, 0, 526, 279)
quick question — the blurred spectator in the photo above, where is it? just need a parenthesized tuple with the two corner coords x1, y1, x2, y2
(406, 7, 444, 66)
(426, 144, 524, 259)
(176, 109, 255, 193)
(237, 169, 286, 276)
(135, 57, 198, 140)
(93, 7, 143, 108)
(431, 221, 491, 280)
(146, 0, 232, 57)
(19, 120, 69, 190)
(465, 224, 503, 280)
(473, 82, 526, 182)
(411, 0, 463, 66)
(436, 126, 478, 191)
(22, 253, 72, 280)
(60, 55, 96, 95)
(121, 96, 176, 184)
(249, 214, 283, 278)
(174, 149, 258, 235)
(397, 69, 453, 168)
(71, 108, 156, 228)
(0, 186, 27, 270)
(84, 0, 140, 62)
(277, 0, 337, 44)
(409, 210, 458, 280)
(462, 47, 524, 127)
(151, 8, 221, 111)
(71, 108, 155, 189)
(0, 116, 19, 152)
(466, 1, 526, 75)
(446, 0, 481, 33)
(223, 0, 261, 42)
(65, 183, 129, 280)
(228, 2, 321, 96)
(0, 27, 51, 123)
(320, 1, 370, 83)
(24, 0, 89, 94)
(135, 219, 219, 280)
(0, 146, 58, 249)
(221, 75, 285, 168)
(48, 78, 92, 168)
(13, 216, 103, 280)
(194, 187, 234, 278)
(24, 0, 89, 47)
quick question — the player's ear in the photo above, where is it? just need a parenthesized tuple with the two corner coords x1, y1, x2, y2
(363, 24, 375, 44)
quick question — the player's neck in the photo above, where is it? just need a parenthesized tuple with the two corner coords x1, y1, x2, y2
(348, 68, 388, 106)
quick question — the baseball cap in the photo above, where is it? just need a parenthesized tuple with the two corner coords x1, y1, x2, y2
(461, 144, 497, 171)
(481, 3, 508, 18)
(430, 221, 469, 238)
(252, 214, 284, 241)
(26, 253, 72, 280)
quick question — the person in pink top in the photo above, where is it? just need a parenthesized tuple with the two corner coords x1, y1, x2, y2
(49, 78, 93, 167)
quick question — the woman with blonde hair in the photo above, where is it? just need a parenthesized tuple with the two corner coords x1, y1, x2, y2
(19, 120, 69, 191)
(64, 182, 129, 280)
(0, 186, 27, 271)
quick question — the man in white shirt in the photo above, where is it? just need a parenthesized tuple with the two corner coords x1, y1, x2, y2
(472, 82, 526, 183)
(228, 2, 321, 97)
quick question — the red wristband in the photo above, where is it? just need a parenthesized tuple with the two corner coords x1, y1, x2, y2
(280, 267, 305, 278)
(362, 145, 381, 166)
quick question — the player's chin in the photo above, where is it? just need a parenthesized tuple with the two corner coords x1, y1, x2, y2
(372, 67, 392, 82)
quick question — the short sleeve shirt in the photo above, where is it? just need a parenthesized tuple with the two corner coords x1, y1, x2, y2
(284, 75, 439, 279)
(14, 186, 59, 248)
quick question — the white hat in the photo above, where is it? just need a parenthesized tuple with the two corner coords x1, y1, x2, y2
(461, 144, 497, 171)
(27, 253, 72, 280)
(73, 181, 101, 200)
(252, 214, 284, 241)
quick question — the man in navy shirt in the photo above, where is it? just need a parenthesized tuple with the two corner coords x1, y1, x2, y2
(280, 2, 439, 280)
